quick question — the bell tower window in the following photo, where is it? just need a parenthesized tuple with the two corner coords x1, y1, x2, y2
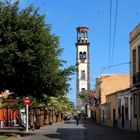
(79, 52, 86, 63)
(81, 70, 85, 80)
(83, 52, 86, 59)
(79, 52, 83, 59)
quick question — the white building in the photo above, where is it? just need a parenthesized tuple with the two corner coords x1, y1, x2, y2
(117, 88, 132, 129)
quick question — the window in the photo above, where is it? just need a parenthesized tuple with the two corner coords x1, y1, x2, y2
(79, 52, 83, 59)
(132, 49, 136, 74)
(83, 52, 86, 59)
(81, 70, 85, 80)
(125, 97, 128, 120)
(79, 52, 86, 60)
(118, 99, 121, 118)
(106, 103, 111, 120)
(81, 88, 85, 91)
(139, 92, 140, 118)
(134, 93, 137, 117)
(81, 88, 85, 94)
(138, 46, 140, 72)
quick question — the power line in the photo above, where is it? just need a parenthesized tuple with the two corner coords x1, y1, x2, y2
(101, 61, 130, 70)
(108, 0, 112, 65)
(111, 0, 119, 65)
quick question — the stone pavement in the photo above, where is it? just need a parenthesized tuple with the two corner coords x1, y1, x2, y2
(0, 125, 35, 138)
(0, 118, 140, 140)
(16, 119, 85, 140)
(84, 118, 140, 140)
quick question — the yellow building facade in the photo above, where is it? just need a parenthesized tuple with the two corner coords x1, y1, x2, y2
(95, 74, 130, 123)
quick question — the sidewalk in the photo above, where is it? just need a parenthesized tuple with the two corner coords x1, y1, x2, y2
(0, 125, 35, 137)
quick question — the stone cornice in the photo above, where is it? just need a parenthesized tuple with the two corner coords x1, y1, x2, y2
(130, 23, 140, 44)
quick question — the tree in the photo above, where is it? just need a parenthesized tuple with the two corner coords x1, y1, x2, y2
(0, 0, 75, 99)
(69, 101, 75, 110)
(46, 96, 72, 113)
(79, 90, 91, 104)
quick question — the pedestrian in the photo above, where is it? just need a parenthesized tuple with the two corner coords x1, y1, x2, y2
(75, 115, 80, 125)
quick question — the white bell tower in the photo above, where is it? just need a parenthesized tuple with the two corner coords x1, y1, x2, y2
(75, 26, 90, 111)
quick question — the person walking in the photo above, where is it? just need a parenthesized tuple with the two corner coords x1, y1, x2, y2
(75, 114, 80, 125)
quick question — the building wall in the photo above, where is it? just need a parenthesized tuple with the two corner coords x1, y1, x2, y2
(130, 23, 140, 86)
(130, 23, 140, 132)
(96, 74, 130, 123)
(117, 89, 131, 129)
(100, 74, 130, 105)
(106, 93, 117, 127)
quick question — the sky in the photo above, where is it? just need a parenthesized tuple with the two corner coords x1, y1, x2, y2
(10, 0, 140, 104)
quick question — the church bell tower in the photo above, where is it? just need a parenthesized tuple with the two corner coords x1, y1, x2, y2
(75, 26, 90, 111)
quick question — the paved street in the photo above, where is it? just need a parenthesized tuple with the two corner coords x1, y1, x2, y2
(13, 118, 140, 140)
(16, 119, 84, 140)
(84, 119, 140, 140)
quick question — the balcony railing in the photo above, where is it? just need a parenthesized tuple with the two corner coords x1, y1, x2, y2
(133, 72, 140, 85)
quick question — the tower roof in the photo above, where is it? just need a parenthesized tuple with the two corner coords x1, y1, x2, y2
(76, 26, 89, 32)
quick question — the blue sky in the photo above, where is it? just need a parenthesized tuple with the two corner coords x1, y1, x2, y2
(15, 0, 140, 104)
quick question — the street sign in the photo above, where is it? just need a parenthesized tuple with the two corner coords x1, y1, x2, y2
(24, 97, 30, 132)
(24, 97, 30, 105)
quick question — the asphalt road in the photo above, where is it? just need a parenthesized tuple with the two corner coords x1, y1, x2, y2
(8, 118, 140, 140)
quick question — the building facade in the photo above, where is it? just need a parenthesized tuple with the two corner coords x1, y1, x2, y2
(75, 27, 90, 111)
(130, 23, 140, 132)
(106, 92, 118, 127)
(95, 74, 130, 123)
(105, 88, 131, 129)
(117, 88, 131, 129)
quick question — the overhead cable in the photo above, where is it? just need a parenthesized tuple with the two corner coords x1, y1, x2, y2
(111, 0, 119, 65)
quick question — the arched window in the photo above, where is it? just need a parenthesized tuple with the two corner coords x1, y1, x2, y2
(79, 52, 83, 59)
(83, 52, 86, 59)
(81, 70, 85, 80)
(81, 88, 85, 91)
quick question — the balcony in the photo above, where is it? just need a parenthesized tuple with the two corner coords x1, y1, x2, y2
(133, 72, 140, 86)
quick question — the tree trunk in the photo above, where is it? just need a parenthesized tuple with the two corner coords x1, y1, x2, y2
(53, 109, 56, 123)
(44, 110, 48, 125)
(29, 108, 34, 128)
(35, 108, 42, 129)
(40, 110, 44, 127)
(56, 112, 59, 122)
(58, 112, 61, 122)
(49, 109, 53, 125)
(61, 113, 64, 121)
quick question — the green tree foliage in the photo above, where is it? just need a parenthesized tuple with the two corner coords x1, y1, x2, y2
(79, 90, 91, 104)
(69, 101, 75, 110)
(43, 95, 73, 113)
(0, 0, 75, 99)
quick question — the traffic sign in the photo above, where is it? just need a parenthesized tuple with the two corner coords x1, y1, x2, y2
(24, 97, 30, 132)
(24, 97, 30, 105)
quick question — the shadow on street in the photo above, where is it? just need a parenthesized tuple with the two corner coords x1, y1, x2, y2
(83, 118, 140, 140)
